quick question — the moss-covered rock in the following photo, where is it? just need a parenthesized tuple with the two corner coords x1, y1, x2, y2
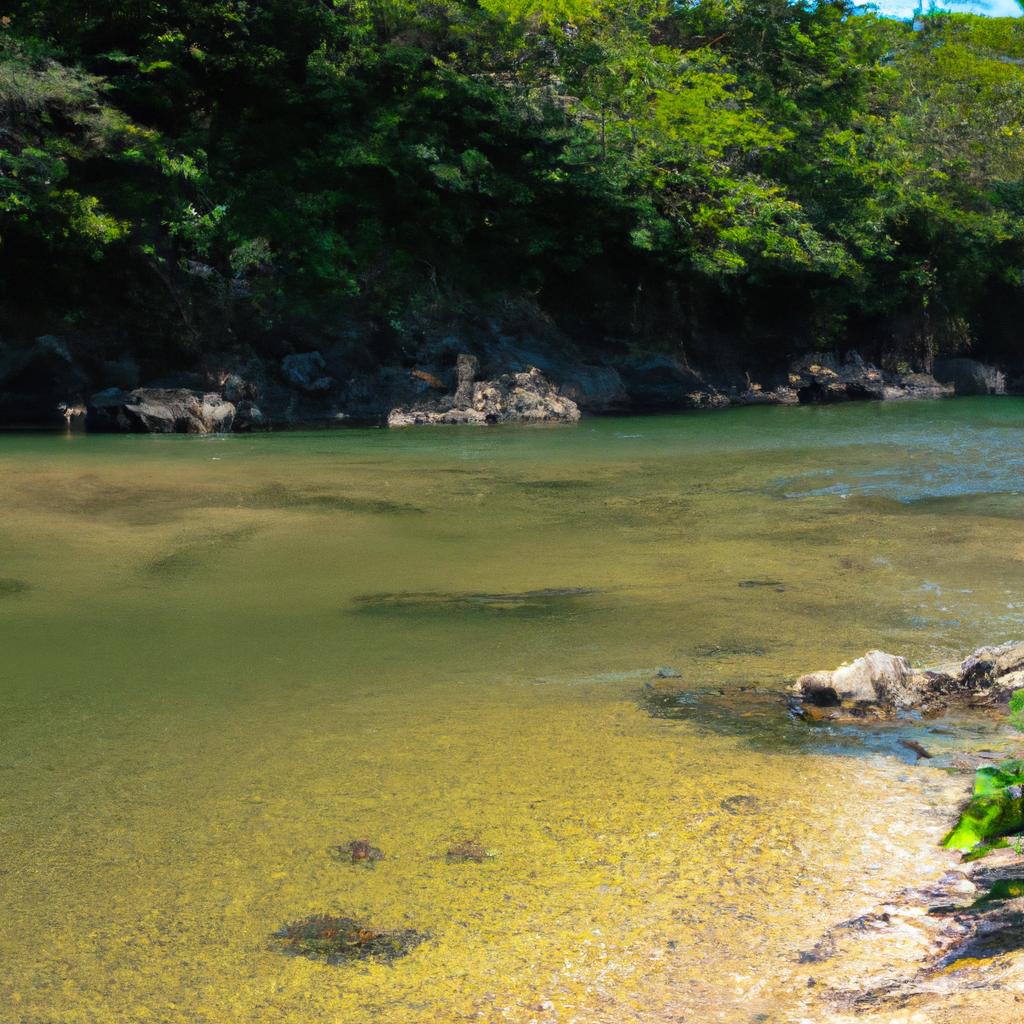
(272, 914, 426, 965)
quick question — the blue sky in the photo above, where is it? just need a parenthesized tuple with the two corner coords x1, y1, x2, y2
(871, 0, 1020, 14)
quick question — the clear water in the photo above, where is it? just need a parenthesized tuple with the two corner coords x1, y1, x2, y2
(3, 398, 1024, 1023)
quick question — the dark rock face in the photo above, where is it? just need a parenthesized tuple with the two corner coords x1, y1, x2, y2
(792, 642, 1024, 716)
(557, 365, 629, 413)
(89, 388, 235, 434)
(387, 357, 580, 426)
(934, 358, 1007, 396)
(281, 351, 333, 392)
(616, 355, 711, 410)
(0, 335, 89, 427)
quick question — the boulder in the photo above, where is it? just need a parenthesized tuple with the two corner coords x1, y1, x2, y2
(959, 642, 1024, 700)
(736, 384, 800, 406)
(794, 642, 1024, 715)
(933, 358, 1006, 396)
(796, 651, 918, 707)
(789, 353, 952, 404)
(880, 373, 954, 401)
(90, 388, 235, 434)
(387, 359, 580, 427)
(221, 372, 258, 404)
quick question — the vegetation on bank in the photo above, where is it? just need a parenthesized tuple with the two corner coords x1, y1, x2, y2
(944, 691, 1024, 860)
(2, 1, 1024, 373)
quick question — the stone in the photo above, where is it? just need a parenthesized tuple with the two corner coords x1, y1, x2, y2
(91, 388, 236, 434)
(795, 651, 917, 707)
(221, 373, 257, 404)
(794, 642, 1024, 714)
(387, 360, 580, 427)
(272, 914, 426, 964)
(452, 353, 479, 406)
(789, 353, 953, 404)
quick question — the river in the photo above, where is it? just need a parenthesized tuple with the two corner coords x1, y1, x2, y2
(3, 399, 1024, 1022)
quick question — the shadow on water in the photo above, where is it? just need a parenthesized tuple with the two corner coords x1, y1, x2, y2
(145, 525, 264, 576)
(640, 684, 1021, 765)
(240, 483, 425, 516)
(929, 865, 1024, 968)
(352, 587, 600, 617)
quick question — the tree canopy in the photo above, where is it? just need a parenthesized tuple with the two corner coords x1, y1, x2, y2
(2, 2, 1023, 370)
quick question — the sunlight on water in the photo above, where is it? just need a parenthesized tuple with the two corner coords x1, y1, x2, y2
(3, 398, 1024, 1023)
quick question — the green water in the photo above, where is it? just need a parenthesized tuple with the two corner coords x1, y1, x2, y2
(3, 399, 1024, 1023)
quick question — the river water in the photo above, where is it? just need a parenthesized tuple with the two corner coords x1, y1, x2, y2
(3, 399, 1024, 1023)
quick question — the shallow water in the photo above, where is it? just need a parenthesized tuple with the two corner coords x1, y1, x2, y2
(3, 399, 1024, 1023)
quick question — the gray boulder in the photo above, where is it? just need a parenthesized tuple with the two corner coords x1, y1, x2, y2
(388, 360, 580, 427)
(90, 388, 235, 434)
(796, 651, 918, 707)
(933, 358, 1006, 396)
(794, 641, 1024, 714)
(789, 353, 952, 404)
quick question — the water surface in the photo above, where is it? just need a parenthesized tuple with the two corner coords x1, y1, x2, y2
(3, 399, 1024, 1023)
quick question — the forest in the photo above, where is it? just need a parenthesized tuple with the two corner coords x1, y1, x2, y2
(3, 0, 1024, 386)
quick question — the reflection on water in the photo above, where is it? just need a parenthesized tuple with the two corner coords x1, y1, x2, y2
(2, 398, 1024, 1023)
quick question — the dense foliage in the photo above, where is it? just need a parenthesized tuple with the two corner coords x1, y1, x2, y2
(2, 1, 1024, 371)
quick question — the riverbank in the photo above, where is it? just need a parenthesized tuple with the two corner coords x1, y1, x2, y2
(2, 326, 1017, 432)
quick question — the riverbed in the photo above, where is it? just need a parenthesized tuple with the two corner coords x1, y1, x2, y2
(3, 399, 1024, 1022)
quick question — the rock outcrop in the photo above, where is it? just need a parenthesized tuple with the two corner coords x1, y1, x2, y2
(89, 388, 236, 434)
(387, 356, 580, 427)
(933, 358, 1007, 396)
(787, 352, 953, 404)
(793, 642, 1024, 716)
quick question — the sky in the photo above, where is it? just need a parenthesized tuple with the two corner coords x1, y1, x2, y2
(872, 0, 1021, 15)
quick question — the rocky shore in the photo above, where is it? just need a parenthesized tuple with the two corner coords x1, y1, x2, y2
(0, 327, 1016, 433)
(788, 642, 1024, 1017)
(791, 642, 1024, 718)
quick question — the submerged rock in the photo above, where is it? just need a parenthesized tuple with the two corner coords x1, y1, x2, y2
(446, 838, 495, 863)
(272, 914, 425, 964)
(800, 853, 1024, 1013)
(388, 355, 580, 426)
(793, 642, 1024, 715)
(329, 838, 384, 866)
